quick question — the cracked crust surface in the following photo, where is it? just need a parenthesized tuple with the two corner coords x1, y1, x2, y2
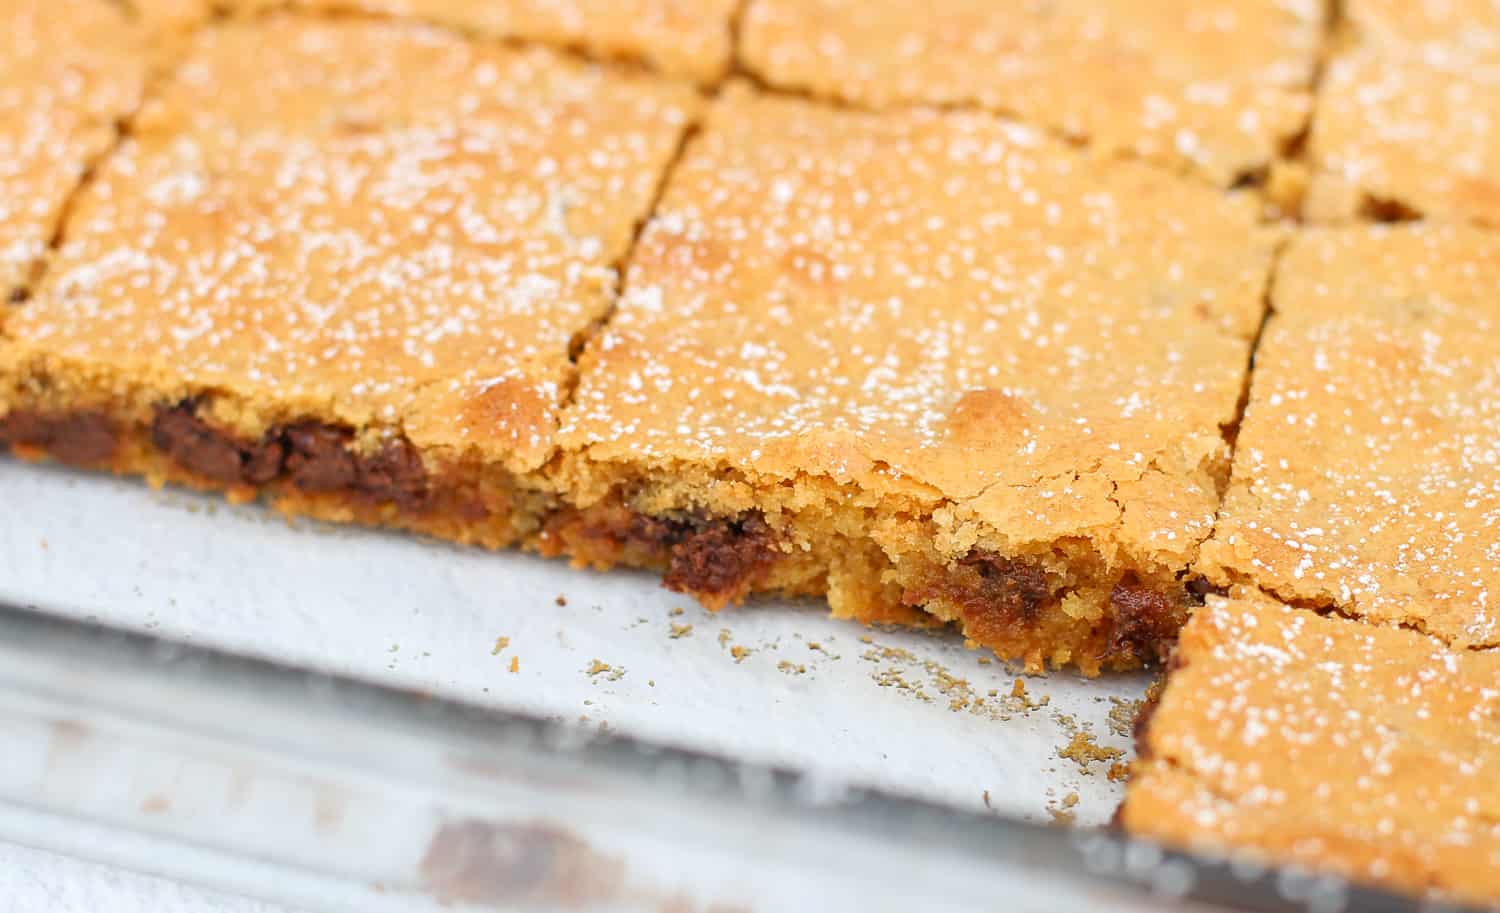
(739, 0, 1324, 186)
(1200, 226, 1500, 648)
(557, 85, 1278, 669)
(1122, 595, 1500, 907)
(1305, 2, 1500, 225)
(2, 16, 698, 476)
(0, 0, 146, 304)
(227, 0, 739, 84)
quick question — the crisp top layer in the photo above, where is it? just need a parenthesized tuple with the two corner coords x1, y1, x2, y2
(1124, 596, 1500, 905)
(740, 0, 1323, 185)
(1203, 226, 1500, 646)
(563, 86, 1277, 563)
(11, 17, 698, 470)
(230, 0, 739, 84)
(0, 0, 145, 301)
(1345, 0, 1500, 61)
(1306, 49, 1500, 227)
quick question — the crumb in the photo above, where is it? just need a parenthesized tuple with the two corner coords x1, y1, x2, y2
(586, 659, 611, 676)
(730, 645, 751, 663)
(1107, 696, 1143, 740)
(509, 656, 519, 674)
(718, 628, 731, 647)
(1058, 731, 1125, 774)
(777, 660, 807, 675)
(669, 606, 685, 616)
(859, 635, 873, 644)
(669, 623, 694, 639)
(977, 656, 991, 665)
(491, 636, 510, 656)
(1011, 678, 1027, 699)
(648, 679, 655, 687)
(982, 790, 991, 809)
(555, 594, 567, 606)
(1107, 762, 1130, 782)
(1047, 791, 1080, 826)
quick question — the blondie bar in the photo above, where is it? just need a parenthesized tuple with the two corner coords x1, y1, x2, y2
(739, 0, 1324, 186)
(1122, 595, 1500, 907)
(548, 85, 1280, 672)
(1200, 225, 1500, 647)
(0, 0, 146, 305)
(0, 16, 698, 546)
(1304, 3, 1500, 225)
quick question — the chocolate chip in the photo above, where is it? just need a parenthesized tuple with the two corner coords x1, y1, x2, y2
(283, 423, 358, 491)
(0, 410, 118, 464)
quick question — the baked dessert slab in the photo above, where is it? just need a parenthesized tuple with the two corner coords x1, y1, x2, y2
(1304, 50, 1500, 226)
(550, 85, 1281, 673)
(227, 0, 740, 85)
(1122, 595, 1500, 907)
(0, 16, 699, 549)
(0, 0, 146, 306)
(739, 0, 1325, 186)
(1304, 1, 1500, 225)
(1200, 225, 1500, 648)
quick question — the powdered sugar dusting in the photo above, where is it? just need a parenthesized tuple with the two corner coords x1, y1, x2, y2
(1204, 225, 1500, 648)
(0, 0, 145, 302)
(1126, 596, 1500, 905)
(11, 16, 697, 466)
(740, 0, 1324, 185)
(562, 86, 1278, 565)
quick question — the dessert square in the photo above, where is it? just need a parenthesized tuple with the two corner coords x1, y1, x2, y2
(0, 16, 698, 546)
(1304, 51, 1500, 226)
(551, 85, 1280, 672)
(228, 0, 739, 84)
(1122, 595, 1500, 907)
(0, 0, 146, 304)
(739, 0, 1324, 185)
(1344, 0, 1500, 60)
(1200, 225, 1500, 647)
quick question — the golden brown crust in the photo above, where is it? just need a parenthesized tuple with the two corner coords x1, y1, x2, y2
(1305, 1, 1500, 225)
(740, 0, 1324, 185)
(226, 0, 739, 84)
(556, 85, 1277, 670)
(1122, 596, 1500, 907)
(0, 0, 146, 303)
(1201, 225, 1500, 648)
(3, 16, 699, 475)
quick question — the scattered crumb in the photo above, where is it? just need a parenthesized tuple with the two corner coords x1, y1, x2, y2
(554, 594, 567, 607)
(717, 628, 732, 647)
(977, 656, 991, 665)
(1108, 762, 1130, 782)
(585, 659, 625, 681)
(730, 645, 751, 663)
(1107, 696, 1143, 740)
(858, 635, 873, 644)
(509, 656, 519, 674)
(1047, 791, 1080, 826)
(669, 607, 686, 617)
(1058, 731, 1124, 774)
(491, 636, 510, 656)
(1011, 678, 1027, 699)
(777, 660, 807, 675)
(669, 623, 694, 639)
(982, 790, 991, 809)
(648, 679, 656, 687)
